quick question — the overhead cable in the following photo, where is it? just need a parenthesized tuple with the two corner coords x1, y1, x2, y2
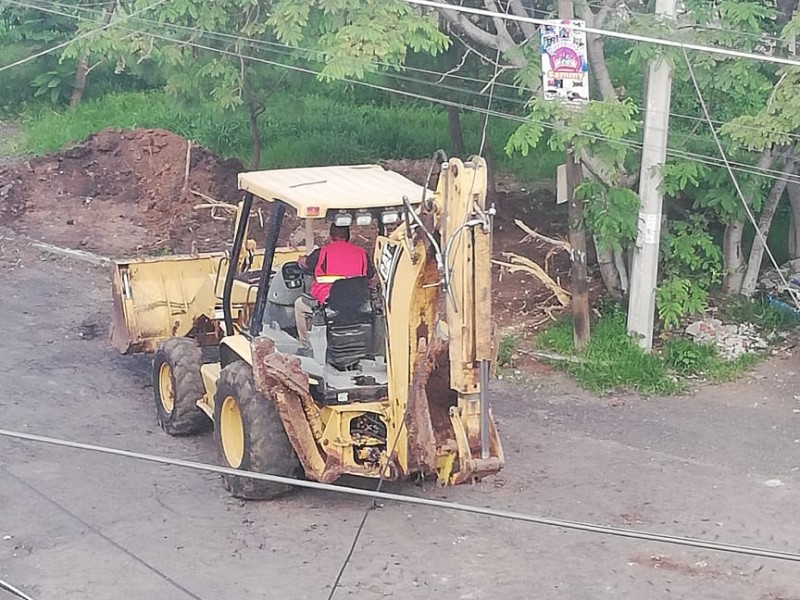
(0, 0, 168, 74)
(403, 0, 800, 68)
(2, 427, 800, 564)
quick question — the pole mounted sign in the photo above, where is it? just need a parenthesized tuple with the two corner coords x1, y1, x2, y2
(541, 20, 590, 104)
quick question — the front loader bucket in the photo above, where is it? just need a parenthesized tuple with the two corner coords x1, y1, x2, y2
(110, 252, 228, 354)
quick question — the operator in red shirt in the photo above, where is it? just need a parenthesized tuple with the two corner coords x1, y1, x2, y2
(294, 223, 375, 349)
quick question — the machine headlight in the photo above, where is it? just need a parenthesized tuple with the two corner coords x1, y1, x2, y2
(381, 210, 400, 224)
(355, 211, 373, 226)
(334, 212, 353, 227)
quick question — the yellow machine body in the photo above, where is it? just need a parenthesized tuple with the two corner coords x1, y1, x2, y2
(111, 160, 504, 489)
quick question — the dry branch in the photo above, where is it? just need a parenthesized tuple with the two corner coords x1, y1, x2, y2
(493, 252, 571, 307)
(183, 140, 192, 192)
(193, 202, 237, 211)
(514, 219, 572, 252)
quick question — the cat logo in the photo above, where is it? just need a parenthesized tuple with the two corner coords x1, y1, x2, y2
(378, 241, 402, 309)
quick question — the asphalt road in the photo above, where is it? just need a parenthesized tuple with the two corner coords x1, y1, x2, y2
(1, 232, 799, 600)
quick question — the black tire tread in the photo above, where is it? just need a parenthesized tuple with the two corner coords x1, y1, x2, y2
(153, 337, 211, 436)
(213, 361, 300, 500)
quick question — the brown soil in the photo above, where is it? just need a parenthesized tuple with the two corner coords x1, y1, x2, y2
(0, 128, 266, 256)
(381, 159, 572, 320)
(0, 131, 577, 372)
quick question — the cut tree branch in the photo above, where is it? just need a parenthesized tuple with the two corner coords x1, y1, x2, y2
(493, 252, 571, 307)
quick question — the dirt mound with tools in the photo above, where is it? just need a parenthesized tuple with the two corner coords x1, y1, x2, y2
(0, 128, 260, 256)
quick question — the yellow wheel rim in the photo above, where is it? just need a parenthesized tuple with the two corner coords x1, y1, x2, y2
(220, 395, 245, 468)
(158, 363, 175, 414)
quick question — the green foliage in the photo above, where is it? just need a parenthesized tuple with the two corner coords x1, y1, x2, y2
(656, 215, 723, 328)
(663, 337, 759, 381)
(718, 1, 777, 32)
(659, 161, 709, 197)
(661, 216, 724, 284)
(496, 335, 517, 368)
(577, 182, 639, 252)
(656, 278, 707, 330)
(269, 0, 448, 80)
(30, 68, 74, 104)
(662, 338, 718, 375)
(506, 98, 640, 251)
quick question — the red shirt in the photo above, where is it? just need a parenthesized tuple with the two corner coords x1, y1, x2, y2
(311, 240, 369, 304)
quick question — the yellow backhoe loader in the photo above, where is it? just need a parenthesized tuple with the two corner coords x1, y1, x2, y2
(110, 157, 504, 499)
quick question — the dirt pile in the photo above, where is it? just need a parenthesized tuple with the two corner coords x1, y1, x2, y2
(380, 158, 440, 189)
(0, 128, 258, 256)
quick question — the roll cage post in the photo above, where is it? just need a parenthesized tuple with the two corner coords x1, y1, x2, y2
(221, 193, 286, 338)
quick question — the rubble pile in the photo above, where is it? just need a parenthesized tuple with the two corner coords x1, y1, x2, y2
(684, 318, 768, 361)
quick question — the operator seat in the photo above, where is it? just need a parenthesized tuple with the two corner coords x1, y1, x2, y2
(320, 276, 374, 370)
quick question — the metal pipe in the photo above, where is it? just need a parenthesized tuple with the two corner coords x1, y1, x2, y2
(222, 192, 253, 336)
(250, 201, 286, 336)
(479, 359, 490, 459)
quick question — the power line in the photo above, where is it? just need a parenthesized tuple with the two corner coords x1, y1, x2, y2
(405, 0, 800, 68)
(0, 578, 36, 600)
(2, 467, 208, 600)
(0, 0, 168, 74)
(20, 0, 800, 148)
(14, 0, 800, 158)
(7, 0, 800, 187)
(527, 0, 790, 46)
(3, 427, 800, 563)
(684, 48, 800, 308)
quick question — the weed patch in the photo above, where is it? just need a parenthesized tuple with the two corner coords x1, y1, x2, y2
(496, 334, 518, 368)
(537, 301, 769, 395)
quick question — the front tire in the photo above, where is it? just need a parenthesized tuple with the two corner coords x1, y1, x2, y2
(213, 361, 300, 500)
(153, 337, 211, 436)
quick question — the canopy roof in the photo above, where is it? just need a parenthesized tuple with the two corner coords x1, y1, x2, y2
(238, 164, 431, 218)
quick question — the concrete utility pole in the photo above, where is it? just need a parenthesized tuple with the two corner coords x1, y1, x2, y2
(558, 0, 590, 351)
(626, 0, 677, 351)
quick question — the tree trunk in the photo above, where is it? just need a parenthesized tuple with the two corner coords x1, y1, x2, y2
(447, 106, 465, 156)
(70, 0, 116, 107)
(788, 181, 800, 259)
(70, 55, 89, 108)
(740, 158, 797, 297)
(248, 100, 262, 170)
(594, 236, 624, 300)
(567, 152, 590, 350)
(722, 220, 746, 294)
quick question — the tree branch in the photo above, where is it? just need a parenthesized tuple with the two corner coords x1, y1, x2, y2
(484, 0, 516, 50)
(435, 47, 472, 84)
(437, 4, 501, 50)
(508, 0, 538, 39)
(576, 0, 619, 101)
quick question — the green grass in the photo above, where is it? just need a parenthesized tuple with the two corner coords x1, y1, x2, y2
(662, 337, 760, 382)
(18, 89, 561, 186)
(539, 306, 682, 395)
(496, 334, 518, 368)
(719, 294, 800, 333)
(537, 302, 766, 395)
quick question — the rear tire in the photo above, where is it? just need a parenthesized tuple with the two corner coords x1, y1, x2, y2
(213, 361, 300, 500)
(153, 338, 211, 436)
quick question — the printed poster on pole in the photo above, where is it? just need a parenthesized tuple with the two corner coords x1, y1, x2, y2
(541, 20, 589, 105)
